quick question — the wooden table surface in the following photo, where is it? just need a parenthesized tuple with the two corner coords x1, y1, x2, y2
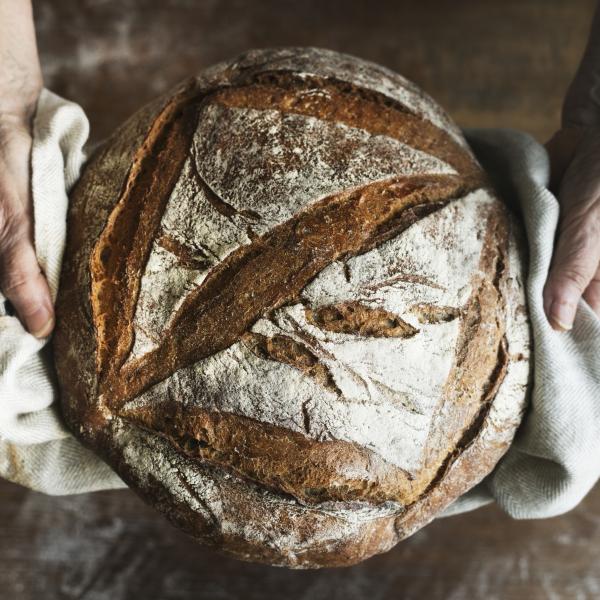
(2, 479, 600, 600)
(1, 1, 599, 598)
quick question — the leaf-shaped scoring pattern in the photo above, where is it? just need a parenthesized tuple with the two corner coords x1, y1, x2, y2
(88, 74, 487, 413)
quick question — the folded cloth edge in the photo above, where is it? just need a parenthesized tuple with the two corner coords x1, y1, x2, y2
(0, 89, 125, 493)
(1, 90, 599, 519)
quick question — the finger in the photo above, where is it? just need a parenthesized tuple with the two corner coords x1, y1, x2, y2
(583, 265, 600, 317)
(0, 225, 54, 338)
(543, 217, 600, 331)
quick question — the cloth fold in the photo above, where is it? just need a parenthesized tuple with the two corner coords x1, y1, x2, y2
(441, 128, 600, 519)
(0, 89, 125, 493)
(0, 91, 598, 516)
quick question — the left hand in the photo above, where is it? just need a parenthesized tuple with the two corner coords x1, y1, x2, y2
(0, 112, 55, 338)
(543, 126, 600, 330)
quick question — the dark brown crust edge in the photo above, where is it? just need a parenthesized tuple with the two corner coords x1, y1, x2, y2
(52, 48, 529, 569)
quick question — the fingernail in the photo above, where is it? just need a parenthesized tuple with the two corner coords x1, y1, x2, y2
(28, 304, 55, 338)
(549, 299, 575, 331)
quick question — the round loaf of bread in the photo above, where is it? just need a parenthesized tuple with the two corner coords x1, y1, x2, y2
(53, 47, 531, 569)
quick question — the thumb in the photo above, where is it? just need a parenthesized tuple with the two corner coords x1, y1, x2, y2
(543, 217, 600, 331)
(0, 224, 54, 338)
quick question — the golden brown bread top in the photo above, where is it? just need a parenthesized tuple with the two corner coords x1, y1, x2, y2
(52, 47, 530, 568)
(89, 68, 485, 411)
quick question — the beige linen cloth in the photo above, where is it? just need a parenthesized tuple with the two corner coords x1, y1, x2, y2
(1, 91, 599, 520)
(0, 90, 125, 493)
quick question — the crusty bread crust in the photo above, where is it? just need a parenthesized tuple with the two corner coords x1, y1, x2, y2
(52, 47, 531, 568)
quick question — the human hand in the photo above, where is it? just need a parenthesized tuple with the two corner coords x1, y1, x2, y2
(0, 0, 53, 338)
(0, 111, 54, 338)
(543, 126, 600, 331)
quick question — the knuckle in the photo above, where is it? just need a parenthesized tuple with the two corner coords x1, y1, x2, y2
(0, 250, 40, 297)
(1, 273, 30, 296)
(0, 203, 28, 245)
(560, 221, 597, 253)
(560, 206, 600, 248)
(0, 268, 42, 307)
(554, 224, 600, 282)
(556, 267, 591, 291)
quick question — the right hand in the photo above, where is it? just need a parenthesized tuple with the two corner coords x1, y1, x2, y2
(542, 126, 600, 330)
(0, 112, 54, 338)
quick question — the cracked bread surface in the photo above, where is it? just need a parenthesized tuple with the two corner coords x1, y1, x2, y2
(52, 47, 531, 569)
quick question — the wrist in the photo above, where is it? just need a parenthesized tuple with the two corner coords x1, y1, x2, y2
(0, 0, 43, 123)
(562, 52, 600, 128)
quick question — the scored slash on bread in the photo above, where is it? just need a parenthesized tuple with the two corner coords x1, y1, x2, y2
(52, 47, 531, 568)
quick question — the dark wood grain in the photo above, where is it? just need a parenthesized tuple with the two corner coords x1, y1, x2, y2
(34, 0, 595, 143)
(1, 479, 600, 599)
(1, 0, 597, 598)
